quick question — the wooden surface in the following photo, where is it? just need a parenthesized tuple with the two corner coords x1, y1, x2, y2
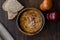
(0, 0, 60, 40)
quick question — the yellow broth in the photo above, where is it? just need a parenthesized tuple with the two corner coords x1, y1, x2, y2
(20, 9, 42, 33)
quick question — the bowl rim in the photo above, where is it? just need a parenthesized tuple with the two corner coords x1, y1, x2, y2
(16, 8, 45, 36)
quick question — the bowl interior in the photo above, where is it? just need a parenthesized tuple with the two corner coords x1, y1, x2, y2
(17, 8, 45, 35)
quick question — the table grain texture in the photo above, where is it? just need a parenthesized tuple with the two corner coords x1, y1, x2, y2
(0, 0, 60, 40)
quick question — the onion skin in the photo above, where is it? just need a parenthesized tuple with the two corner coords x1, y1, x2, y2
(40, 0, 53, 11)
(46, 11, 60, 22)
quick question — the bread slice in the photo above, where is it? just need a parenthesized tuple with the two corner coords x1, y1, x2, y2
(2, 0, 7, 11)
(2, 0, 24, 20)
(8, 11, 18, 20)
(2, 0, 24, 12)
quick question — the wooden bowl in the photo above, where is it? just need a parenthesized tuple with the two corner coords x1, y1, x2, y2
(16, 8, 45, 36)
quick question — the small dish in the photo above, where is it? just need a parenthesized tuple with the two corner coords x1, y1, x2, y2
(16, 8, 45, 36)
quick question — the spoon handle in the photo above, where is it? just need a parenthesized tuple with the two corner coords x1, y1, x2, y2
(0, 23, 14, 40)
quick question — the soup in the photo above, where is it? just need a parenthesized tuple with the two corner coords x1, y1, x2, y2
(20, 9, 42, 33)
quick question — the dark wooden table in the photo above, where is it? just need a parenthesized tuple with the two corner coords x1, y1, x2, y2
(0, 0, 60, 40)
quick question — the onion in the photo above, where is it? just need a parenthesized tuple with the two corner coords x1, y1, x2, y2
(46, 10, 60, 22)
